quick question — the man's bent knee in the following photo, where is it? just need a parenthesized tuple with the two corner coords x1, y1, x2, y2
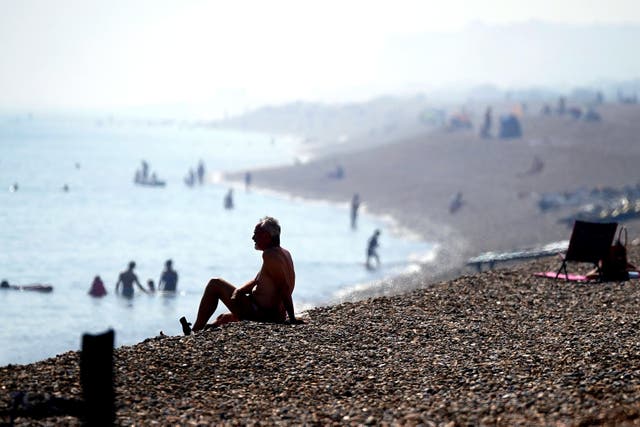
(206, 278, 224, 290)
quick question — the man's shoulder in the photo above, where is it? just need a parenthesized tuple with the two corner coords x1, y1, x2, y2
(263, 246, 290, 257)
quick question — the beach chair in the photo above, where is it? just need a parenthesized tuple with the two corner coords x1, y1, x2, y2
(556, 220, 618, 280)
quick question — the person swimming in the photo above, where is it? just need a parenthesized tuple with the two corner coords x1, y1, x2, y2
(1, 279, 53, 292)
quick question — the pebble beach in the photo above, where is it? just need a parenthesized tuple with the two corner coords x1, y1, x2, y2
(3, 102, 640, 425)
(3, 251, 640, 426)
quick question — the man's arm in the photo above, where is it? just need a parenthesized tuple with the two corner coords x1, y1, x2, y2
(115, 276, 121, 294)
(231, 279, 256, 300)
(280, 285, 297, 323)
(134, 277, 148, 293)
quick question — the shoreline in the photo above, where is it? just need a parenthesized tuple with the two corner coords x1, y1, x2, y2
(4, 103, 640, 424)
(226, 103, 640, 296)
(221, 175, 452, 303)
(4, 249, 640, 425)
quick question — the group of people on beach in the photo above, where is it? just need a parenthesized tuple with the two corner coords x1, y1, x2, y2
(88, 259, 178, 298)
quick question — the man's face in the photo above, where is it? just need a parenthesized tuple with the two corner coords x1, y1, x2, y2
(252, 225, 271, 250)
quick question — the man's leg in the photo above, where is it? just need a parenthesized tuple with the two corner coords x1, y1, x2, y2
(192, 278, 237, 332)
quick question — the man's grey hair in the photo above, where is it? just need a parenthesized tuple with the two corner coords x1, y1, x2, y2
(258, 216, 280, 237)
(258, 216, 281, 246)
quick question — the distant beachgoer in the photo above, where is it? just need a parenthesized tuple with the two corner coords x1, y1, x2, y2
(147, 279, 155, 293)
(180, 216, 300, 334)
(224, 188, 234, 209)
(449, 192, 464, 214)
(557, 97, 566, 115)
(351, 193, 361, 229)
(1, 280, 53, 292)
(328, 165, 344, 179)
(115, 261, 147, 298)
(158, 259, 178, 292)
(480, 106, 492, 138)
(88, 275, 107, 297)
(366, 229, 381, 269)
(1, 280, 14, 290)
(141, 160, 149, 181)
(185, 169, 195, 187)
(9, 183, 18, 192)
(245, 171, 252, 191)
(197, 160, 206, 185)
(62, 184, 69, 192)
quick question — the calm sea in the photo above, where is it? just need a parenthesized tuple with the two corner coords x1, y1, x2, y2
(0, 114, 434, 366)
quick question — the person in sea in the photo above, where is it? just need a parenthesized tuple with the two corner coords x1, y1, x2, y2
(366, 229, 381, 269)
(147, 279, 155, 293)
(158, 259, 178, 292)
(224, 188, 234, 209)
(1, 279, 53, 292)
(350, 193, 361, 230)
(180, 216, 301, 335)
(88, 275, 107, 297)
(115, 261, 148, 298)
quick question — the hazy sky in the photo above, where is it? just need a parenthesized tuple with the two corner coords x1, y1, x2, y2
(2, 0, 640, 116)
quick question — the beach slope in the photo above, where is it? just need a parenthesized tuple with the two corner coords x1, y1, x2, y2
(2, 251, 640, 425)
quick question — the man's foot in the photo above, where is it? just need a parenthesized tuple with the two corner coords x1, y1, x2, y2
(179, 316, 192, 336)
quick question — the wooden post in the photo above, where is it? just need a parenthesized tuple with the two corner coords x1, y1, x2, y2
(81, 329, 115, 426)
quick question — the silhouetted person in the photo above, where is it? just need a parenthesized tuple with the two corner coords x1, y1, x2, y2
(158, 259, 178, 292)
(197, 160, 206, 185)
(224, 188, 234, 209)
(141, 160, 149, 182)
(147, 279, 155, 293)
(557, 96, 566, 115)
(245, 171, 252, 191)
(366, 229, 381, 269)
(351, 193, 361, 229)
(328, 164, 344, 179)
(89, 275, 107, 297)
(185, 169, 195, 187)
(1, 279, 52, 292)
(115, 261, 147, 298)
(480, 107, 492, 138)
(181, 216, 300, 334)
(449, 192, 464, 214)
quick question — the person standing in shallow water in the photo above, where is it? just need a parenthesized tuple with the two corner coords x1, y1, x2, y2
(158, 259, 178, 292)
(366, 229, 381, 270)
(115, 261, 148, 298)
(88, 275, 107, 297)
(180, 216, 301, 334)
(350, 193, 360, 229)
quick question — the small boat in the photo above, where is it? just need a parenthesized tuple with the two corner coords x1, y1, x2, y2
(135, 179, 166, 187)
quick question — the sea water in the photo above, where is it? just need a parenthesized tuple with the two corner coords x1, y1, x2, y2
(0, 114, 434, 366)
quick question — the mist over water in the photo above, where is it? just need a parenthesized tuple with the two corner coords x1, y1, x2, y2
(0, 115, 434, 366)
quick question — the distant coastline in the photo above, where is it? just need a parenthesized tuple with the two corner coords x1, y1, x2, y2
(224, 102, 640, 298)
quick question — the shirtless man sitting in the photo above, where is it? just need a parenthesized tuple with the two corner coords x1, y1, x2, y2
(181, 216, 300, 335)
